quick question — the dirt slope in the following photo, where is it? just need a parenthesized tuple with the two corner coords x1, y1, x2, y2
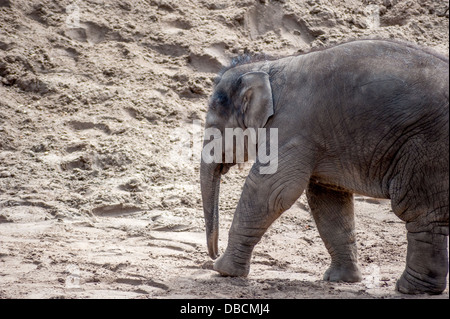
(0, 0, 448, 299)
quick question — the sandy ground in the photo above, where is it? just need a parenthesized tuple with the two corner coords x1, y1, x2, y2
(0, 0, 448, 299)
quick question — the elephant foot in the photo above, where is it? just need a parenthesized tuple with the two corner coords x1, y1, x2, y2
(395, 231, 448, 295)
(213, 252, 250, 277)
(323, 264, 362, 283)
(396, 269, 447, 295)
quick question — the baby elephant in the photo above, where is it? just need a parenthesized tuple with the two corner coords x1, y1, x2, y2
(200, 39, 449, 295)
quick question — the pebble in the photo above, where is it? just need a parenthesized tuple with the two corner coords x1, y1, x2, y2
(0, 171, 14, 178)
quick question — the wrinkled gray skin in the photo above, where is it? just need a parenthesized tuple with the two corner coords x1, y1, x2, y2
(200, 39, 449, 295)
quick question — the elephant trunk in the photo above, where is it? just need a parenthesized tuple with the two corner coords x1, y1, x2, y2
(200, 160, 222, 260)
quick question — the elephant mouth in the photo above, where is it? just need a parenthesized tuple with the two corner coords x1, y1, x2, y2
(219, 163, 232, 175)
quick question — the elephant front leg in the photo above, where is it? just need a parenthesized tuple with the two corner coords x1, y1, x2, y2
(213, 228, 262, 277)
(306, 182, 362, 282)
(214, 161, 310, 277)
(213, 192, 296, 277)
(213, 182, 271, 277)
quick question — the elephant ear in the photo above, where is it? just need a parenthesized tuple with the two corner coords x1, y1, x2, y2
(237, 71, 274, 129)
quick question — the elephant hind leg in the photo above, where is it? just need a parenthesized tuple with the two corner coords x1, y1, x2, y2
(396, 230, 448, 295)
(391, 199, 449, 294)
(390, 173, 449, 294)
(306, 182, 362, 283)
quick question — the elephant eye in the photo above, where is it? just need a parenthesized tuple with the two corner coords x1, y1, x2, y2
(215, 91, 229, 107)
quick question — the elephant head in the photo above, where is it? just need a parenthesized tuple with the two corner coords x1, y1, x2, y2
(200, 69, 274, 259)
